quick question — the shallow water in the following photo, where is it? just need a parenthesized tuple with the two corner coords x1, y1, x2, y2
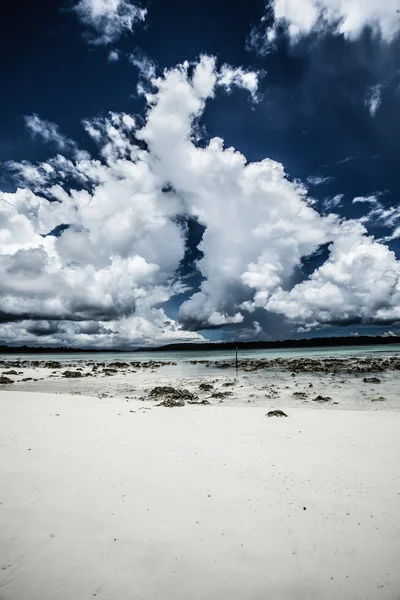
(1, 343, 399, 364)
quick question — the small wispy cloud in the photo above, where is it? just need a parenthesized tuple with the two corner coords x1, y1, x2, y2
(365, 84, 382, 117)
(24, 115, 77, 153)
(218, 65, 260, 101)
(352, 195, 380, 205)
(353, 193, 400, 240)
(128, 49, 157, 80)
(108, 49, 120, 62)
(307, 175, 333, 186)
(322, 194, 344, 210)
(384, 226, 400, 241)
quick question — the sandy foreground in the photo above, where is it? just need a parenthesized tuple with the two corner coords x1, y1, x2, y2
(1, 391, 400, 600)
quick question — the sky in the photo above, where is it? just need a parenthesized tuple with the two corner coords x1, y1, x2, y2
(1, 0, 400, 348)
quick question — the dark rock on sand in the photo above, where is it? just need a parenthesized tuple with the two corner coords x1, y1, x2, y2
(0, 376, 13, 384)
(2, 370, 18, 375)
(313, 395, 332, 403)
(293, 392, 307, 398)
(199, 382, 214, 392)
(44, 361, 62, 369)
(211, 390, 233, 398)
(363, 377, 381, 384)
(62, 370, 84, 378)
(188, 399, 211, 405)
(149, 386, 195, 402)
(371, 396, 386, 402)
(156, 398, 185, 408)
(266, 410, 288, 417)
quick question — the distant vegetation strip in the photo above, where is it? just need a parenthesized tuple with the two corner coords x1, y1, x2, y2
(0, 336, 399, 354)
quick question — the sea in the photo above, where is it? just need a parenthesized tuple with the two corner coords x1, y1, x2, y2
(1, 344, 399, 364)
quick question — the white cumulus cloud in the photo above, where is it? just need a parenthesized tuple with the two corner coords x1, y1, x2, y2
(266, 220, 400, 328)
(249, 0, 400, 53)
(2, 55, 400, 346)
(73, 0, 146, 45)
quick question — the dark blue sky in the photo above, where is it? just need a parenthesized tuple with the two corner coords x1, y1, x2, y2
(2, 1, 398, 216)
(1, 0, 400, 344)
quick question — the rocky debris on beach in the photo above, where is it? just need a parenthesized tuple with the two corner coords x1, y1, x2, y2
(62, 370, 84, 378)
(265, 387, 279, 396)
(208, 356, 400, 375)
(211, 390, 233, 399)
(21, 377, 36, 382)
(0, 358, 180, 377)
(2, 370, 19, 375)
(188, 399, 211, 405)
(293, 391, 308, 398)
(103, 368, 118, 375)
(188, 360, 209, 364)
(199, 382, 214, 392)
(266, 410, 288, 417)
(363, 377, 381, 384)
(0, 376, 13, 384)
(156, 397, 186, 408)
(312, 395, 332, 403)
(141, 361, 177, 369)
(149, 386, 196, 402)
(371, 396, 386, 402)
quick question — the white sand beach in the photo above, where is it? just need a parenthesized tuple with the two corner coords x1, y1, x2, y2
(1, 389, 400, 600)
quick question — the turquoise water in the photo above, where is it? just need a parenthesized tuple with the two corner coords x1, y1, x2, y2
(1, 344, 399, 363)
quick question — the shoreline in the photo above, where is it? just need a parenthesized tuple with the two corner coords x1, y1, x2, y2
(1, 353, 399, 411)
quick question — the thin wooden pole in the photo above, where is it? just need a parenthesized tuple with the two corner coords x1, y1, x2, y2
(235, 345, 238, 372)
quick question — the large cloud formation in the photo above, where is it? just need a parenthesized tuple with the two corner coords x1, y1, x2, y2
(1, 56, 400, 347)
(249, 0, 400, 51)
